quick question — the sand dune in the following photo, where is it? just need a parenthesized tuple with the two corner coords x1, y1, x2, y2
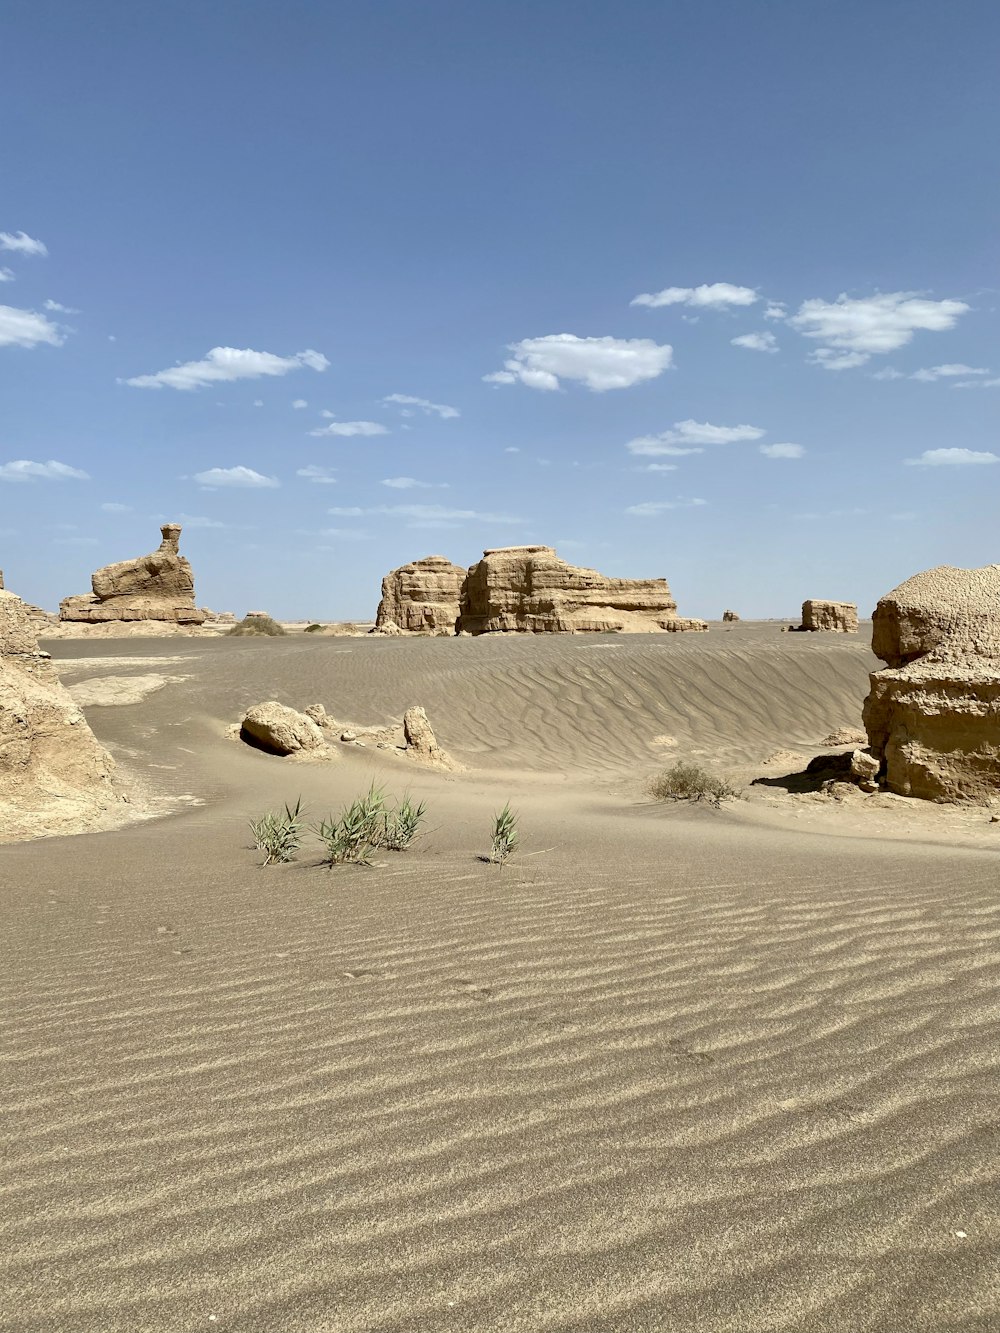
(0, 626, 996, 1332)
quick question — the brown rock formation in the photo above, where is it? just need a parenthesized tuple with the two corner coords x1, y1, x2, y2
(1, 588, 122, 841)
(797, 600, 859, 633)
(456, 546, 706, 635)
(722, 609, 740, 623)
(375, 555, 466, 634)
(240, 702, 326, 755)
(60, 523, 206, 625)
(862, 564, 1000, 801)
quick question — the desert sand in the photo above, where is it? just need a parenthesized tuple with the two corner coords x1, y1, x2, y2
(1, 624, 997, 1332)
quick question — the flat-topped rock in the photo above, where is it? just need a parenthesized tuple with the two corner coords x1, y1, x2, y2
(796, 600, 859, 633)
(375, 555, 466, 634)
(60, 523, 206, 624)
(863, 564, 1000, 801)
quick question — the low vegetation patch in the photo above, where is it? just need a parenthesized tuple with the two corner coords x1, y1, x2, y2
(228, 614, 287, 637)
(648, 761, 739, 805)
(381, 794, 427, 850)
(489, 802, 520, 865)
(249, 797, 305, 864)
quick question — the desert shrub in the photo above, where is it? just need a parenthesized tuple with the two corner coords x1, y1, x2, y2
(304, 623, 322, 633)
(249, 797, 305, 865)
(228, 614, 287, 637)
(381, 794, 427, 851)
(648, 761, 738, 805)
(315, 782, 387, 866)
(489, 802, 519, 865)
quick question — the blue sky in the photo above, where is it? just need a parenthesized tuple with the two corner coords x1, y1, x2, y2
(2, 0, 998, 620)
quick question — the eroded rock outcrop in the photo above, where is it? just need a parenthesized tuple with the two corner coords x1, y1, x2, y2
(862, 564, 1000, 801)
(722, 609, 740, 623)
(60, 524, 206, 625)
(457, 546, 707, 635)
(795, 600, 859, 633)
(240, 702, 326, 756)
(1, 588, 122, 841)
(375, 556, 466, 635)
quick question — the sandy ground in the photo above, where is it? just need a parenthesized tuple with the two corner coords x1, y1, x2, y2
(1, 624, 997, 1332)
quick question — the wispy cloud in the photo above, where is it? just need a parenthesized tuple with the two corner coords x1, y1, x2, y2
(173, 513, 231, 529)
(124, 346, 329, 391)
(43, 298, 79, 314)
(904, 448, 999, 467)
(328, 502, 519, 526)
(192, 466, 279, 488)
(296, 465, 337, 484)
(625, 498, 708, 516)
(790, 291, 969, 369)
(485, 333, 673, 392)
(291, 398, 308, 409)
(731, 331, 778, 353)
(0, 304, 64, 349)
(100, 502, 133, 513)
(309, 420, 388, 437)
(910, 363, 990, 382)
(0, 231, 48, 257)
(763, 302, 786, 321)
(383, 393, 460, 420)
(380, 476, 446, 489)
(627, 419, 765, 457)
(0, 459, 89, 482)
(760, 442, 805, 459)
(0, 268, 13, 282)
(631, 283, 758, 310)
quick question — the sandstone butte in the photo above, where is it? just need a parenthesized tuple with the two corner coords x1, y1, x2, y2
(796, 599, 859, 633)
(375, 546, 707, 635)
(0, 586, 121, 841)
(862, 563, 1000, 802)
(59, 523, 207, 625)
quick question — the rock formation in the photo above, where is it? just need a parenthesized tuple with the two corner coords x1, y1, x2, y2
(375, 556, 466, 634)
(1, 588, 122, 841)
(240, 702, 326, 756)
(456, 546, 707, 635)
(60, 524, 207, 625)
(862, 564, 1000, 801)
(722, 609, 740, 623)
(793, 600, 859, 633)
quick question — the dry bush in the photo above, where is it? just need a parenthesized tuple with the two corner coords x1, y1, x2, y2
(648, 761, 738, 805)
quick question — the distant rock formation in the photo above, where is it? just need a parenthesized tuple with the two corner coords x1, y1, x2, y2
(60, 524, 207, 625)
(722, 609, 740, 623)
(862, 564, 1000, 801)
(792, 600, 859, 633)
(457, 546, 706, 635)
(375, 555, 466, 634)
(1, 587, 122, 841)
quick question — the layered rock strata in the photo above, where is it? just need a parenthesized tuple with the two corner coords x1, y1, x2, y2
(796, 600, 859, 633)
(457, 546, 706, 635)
(375, 556, 466, 634)
(862, 564, 1000, 801)
(1, 588, 121, 841)
(60, 524, 206, 624)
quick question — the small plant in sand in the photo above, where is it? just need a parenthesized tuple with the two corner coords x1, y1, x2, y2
(489, 802, 520, 865)
(249, 797, 305, 865)
(228, 614, 287, 637)
(648, 761, 738, 805)
(381, 793, 427, 851)
(304, 623, 323, 633)
(315, 782, 388, 866)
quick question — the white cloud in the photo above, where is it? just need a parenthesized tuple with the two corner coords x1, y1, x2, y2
(0, 304, 64, 349)
(124, 346, 329, 390)
(43, 298, 79, 314)
(100, 502, 132, 512)
(0, 268, 13, 282)
(309, 420, 388, 437)
(790, 291, 969, 369)
(504, 446, 520, 454)
(904, 448, 999, 467)
(953, 377, 1000, 389)
(380, 476, 445, 489)
(192, 466, 279, 488)
(296, 465, 337, 484)
(763, 302, 786, 321)
(291, 398, 308, 409)
(329, 502, 520, 525)
(253, 398, 264, 408)
(870, 367, 906, 381)
(173, 514, 229, 529)
(0, 459, 89, 482)
(626, 498, 708, 516)
(641, 463, 678, 472)
(626, 419, 765, 456)
(910, 363, 990, 382)
(731, 331, 778, 353)
(485, 333, 673, 392)
(384, 393, 460, 420)
(0, 231, 48, 257)
(760, 442, 805, 459)
(631, 283, 758, 310)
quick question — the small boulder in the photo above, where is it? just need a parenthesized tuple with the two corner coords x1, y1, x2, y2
(240, 702, 325, 755)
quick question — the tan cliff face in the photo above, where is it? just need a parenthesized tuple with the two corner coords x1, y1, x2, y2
(863, 564, 1000, 802)
(60, 523, 207, 624)
(800, 600, 859, 633)
(1, 588, 123, 841)
(375, 546, 706, 635)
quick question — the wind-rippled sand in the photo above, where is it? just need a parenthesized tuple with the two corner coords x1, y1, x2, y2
(1, 626, 997, 1331)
